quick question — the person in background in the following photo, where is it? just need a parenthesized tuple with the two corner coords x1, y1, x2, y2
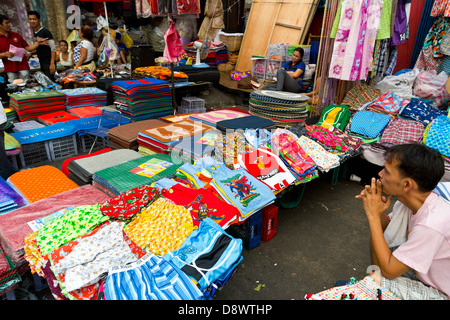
(70, 40, 77, 53)
(356, 143, 450, 300)
(0, 14, 49, 84)
(27, 10, 56, 79)
(0, 101, 17, 180)
(114, 32, 129, 64)
(73, 25, 96, 72)
(265, 47, 306, 93)
(55, 40, 73, 69)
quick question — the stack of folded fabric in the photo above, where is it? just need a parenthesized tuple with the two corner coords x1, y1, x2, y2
(133, 66, 188, 82)
(0, 185, 110, 267)
(11, 120, 45, 132)
(4, 107, 17, 122)
(270, 129, 318, 181)
(7, 166, 79, 204)
(0, 248, 21, 297)
(58, 88, 107, 110)
(0, 177, 23, 215)
(173, 65, 221, 83)
(92, 153, 183, 197)
(4, 132, 21, 160)
(68, 106, 103, 118)
(111, 78, 173, 121)
(367, 91, 409, 116)
(249, 90, 309, 125)
(347, 110, 391, 141)
(36, 110, 80, 125)
(9, 91, 66, 121)
(179, 156, 276, 222)
(137, 119, 211, 154)
(107, 119, 166, 150)
(61, 148, 112, 177)
(216, 115, 275, 131)
(184, 42, 228, 66)
(169, 130, 221, 163)
(67, 149, 143, 185)
(189, 109, 249, 128)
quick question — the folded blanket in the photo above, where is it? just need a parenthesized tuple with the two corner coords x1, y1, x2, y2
(0, 185, 110, 264)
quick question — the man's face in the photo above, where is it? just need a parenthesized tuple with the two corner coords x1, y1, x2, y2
(378, 158, 404, 196)
(0, 19, 11, 33)
(28, 15, 40, 28)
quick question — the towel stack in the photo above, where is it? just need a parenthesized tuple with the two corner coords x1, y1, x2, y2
(66, 149, 143, 185)
(58, 88, 107, 110)
(9, 91, 66, 121)
(137, 119, 211, 154)
(111, 78, 173, 121)
(107, 119, 166, 150)
(0, 177, 23, 215)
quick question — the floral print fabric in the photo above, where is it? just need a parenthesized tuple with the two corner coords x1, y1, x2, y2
(329, 0, 383, 81)
(52, 221, 138, 293)
(35, 204, 109, 256)
(100, 185, 160, 220)
(124, 198, 194, 256)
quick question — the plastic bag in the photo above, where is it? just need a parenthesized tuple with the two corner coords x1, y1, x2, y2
(413, 70, 450, 107)
(122, 32, 134, 49)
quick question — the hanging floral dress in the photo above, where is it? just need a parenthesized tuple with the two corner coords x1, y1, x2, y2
(329, 0, 384, 81)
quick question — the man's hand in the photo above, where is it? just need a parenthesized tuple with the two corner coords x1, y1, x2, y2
(355, 177, 392, 221)
(36, 37, 50, 46)
(49, 64, 55, 74)
(1, 51, 14, 59)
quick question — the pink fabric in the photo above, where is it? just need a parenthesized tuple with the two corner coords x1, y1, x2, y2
(0, 185, 110, 264)
(163, 22, 185, 63)
(329, 0, 383, 81)
(392, 193, 450, 297)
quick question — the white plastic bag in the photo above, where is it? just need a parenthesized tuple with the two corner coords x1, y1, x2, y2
(413, 70, 450, 107)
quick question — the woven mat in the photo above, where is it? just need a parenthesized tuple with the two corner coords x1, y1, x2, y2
(70, 149, 143, 179)
(8, 166, 78, 204)
(92, 153, 182, 196)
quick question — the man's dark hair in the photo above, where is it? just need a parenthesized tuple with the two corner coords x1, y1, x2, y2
(27, 10, 41, 20)
(0, 14, 9, 25)
(386, 143, 444, 192)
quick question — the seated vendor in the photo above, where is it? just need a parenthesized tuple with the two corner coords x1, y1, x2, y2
(55, 40, 73, 69)
(264, 47, 306, 93)
(356, 144, 450, 300)
(114, 33, 129, 64)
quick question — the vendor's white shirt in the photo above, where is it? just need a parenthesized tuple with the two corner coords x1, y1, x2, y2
(0, 101, 6, 125)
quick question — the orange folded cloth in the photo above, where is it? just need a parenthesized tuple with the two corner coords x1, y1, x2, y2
(8, 165, 79, 203)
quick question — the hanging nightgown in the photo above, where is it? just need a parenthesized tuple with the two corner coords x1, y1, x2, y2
(328, 0, 384, 81)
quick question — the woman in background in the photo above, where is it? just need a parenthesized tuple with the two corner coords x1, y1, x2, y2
(73, 25, 96, 71)
(265, 47, 306, 93)
(55, 40, 73, 69)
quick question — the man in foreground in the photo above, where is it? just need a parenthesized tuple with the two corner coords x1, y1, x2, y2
(356, 143, 449, 299)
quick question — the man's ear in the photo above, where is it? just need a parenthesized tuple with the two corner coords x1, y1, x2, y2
(402, 178, 416, 193)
